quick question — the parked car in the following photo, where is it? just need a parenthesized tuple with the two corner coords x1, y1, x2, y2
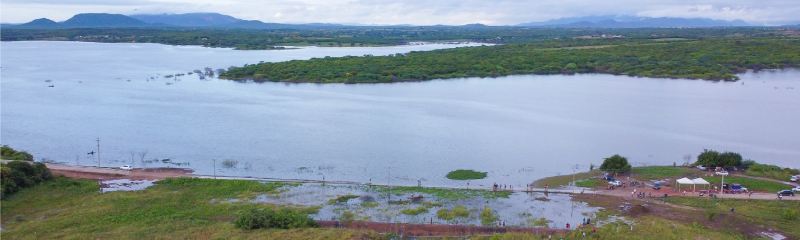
(792, 186, 800, 193)
(715, 170, 729, 176)
(791, 176, 799, 182)
(731, 184, 748, 193)
(120, 165, 133, 171)
(653, 182, 661, 190)
(696, 165, 707, 171)
(609, 180, 623, 187)
(777, 190, 795, 196)
(603, 175, 616, 181)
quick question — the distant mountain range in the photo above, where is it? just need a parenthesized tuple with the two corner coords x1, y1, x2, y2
(517, 16, 750, 28)
(2, 12, 767, 29)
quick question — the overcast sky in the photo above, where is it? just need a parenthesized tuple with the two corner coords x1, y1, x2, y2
(3, 0, 799, 25)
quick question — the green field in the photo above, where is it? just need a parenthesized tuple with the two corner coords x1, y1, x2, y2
(631, 166, 697, 181)
(702, 176, 794, 193)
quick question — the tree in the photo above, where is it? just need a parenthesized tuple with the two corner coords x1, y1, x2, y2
(600, 154, 632, 173)
(695, 149, 743, 168)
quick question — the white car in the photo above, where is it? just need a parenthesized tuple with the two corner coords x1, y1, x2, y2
(608, 180, 623, 186)
(715, 171, 729, 176)
(791, 176, 799, 182)
(792, 186, 800, 192)
(697, 165, 707, 171)
(120, 165, 133, 171)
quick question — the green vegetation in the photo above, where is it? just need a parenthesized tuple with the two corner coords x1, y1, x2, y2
(600, 154, 632, 173)
(701, 176, 793, 193)
(223, 38, 799, 83)
(327, 194, 360, 204)
(437, 205, 471, 220)
(1, 177, 346, 239)
(479, 205, 499, 226)
(421, 201, 443, 208)
(531, 170, 601, 188)
(234, 208, 317, 230)
(1, 145, 34, 161)
(400, 206, 429, 215)
(526, 217, 549, 227)
(1, 160, 53, 198)
(372, 185, 511, 200)
(575, 178, 605, 188)
(631, 166, 696, 181)
(745, 163, 799, 181)
(696, 149, 743, 168)
(446, 169, 488, 180)
(667, 197, 800, 237)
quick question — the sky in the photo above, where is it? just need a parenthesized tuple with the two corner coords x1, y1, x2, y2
(2, 0, 800, 26)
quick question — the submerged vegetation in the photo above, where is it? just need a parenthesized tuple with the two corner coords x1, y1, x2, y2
(446, 169, 488, 180)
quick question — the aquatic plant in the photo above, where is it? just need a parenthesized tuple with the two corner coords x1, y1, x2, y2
(221, 159, 238, 168)
(327, 194, 359, 205)
(400, 206, 428, 215)
(479, 205, 499, 226)
(445, 169, 487, 180)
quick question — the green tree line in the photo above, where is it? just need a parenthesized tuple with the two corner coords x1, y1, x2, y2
(221, 38, 800, 83)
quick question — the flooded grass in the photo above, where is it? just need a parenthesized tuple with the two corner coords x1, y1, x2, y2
(446, 169, 488, 180)
(531, 170, 602, 188)
(249, 183, 602, 227)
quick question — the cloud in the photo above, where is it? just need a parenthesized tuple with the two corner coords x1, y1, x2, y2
(2, 0, 799, 25)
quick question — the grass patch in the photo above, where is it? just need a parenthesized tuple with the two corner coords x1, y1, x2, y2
(666, 197, 800, 238)
(0, 176, 371, 239)
(701, 176, 793, 193)
(400, 206, 428, 215)
(445, 169, 487, 180)
(436, 205, 471, 221)
(575, 178, 605, 188)
(422, 201, 443, 208)
(745, 163, 799, 181)
(531, 170, 601, 188)
(327, 195, 360, 205)
(631, 166, 696, 181)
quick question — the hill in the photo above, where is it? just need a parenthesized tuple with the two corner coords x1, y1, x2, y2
(518, 16, 749, 28)
(61, 13, 151, 28)
(129, 13, 241, 26)
(16, 18, 60, 29)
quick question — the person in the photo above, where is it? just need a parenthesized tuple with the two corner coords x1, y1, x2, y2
(583, 218, 586, 224)
(583, 232, 586, 238)
(567, 223, 570, 229)
(731, 207, 734, 214)
(587, 218, 590, 224)
(579, 223, 582, 228)
(546, 184, 549, 192)
(683, 190, 686, 195)
(593, 227, 596, 233)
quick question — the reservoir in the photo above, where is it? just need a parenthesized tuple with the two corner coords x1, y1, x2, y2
(2, 41, 798, 188)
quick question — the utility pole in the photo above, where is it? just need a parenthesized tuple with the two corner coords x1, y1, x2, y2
(96, 138, 100, 167)
(388, 166, 391, 204)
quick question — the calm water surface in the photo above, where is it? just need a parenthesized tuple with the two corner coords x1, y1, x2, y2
(2, 41, 798, 188)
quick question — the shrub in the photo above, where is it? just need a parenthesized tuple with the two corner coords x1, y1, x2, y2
(234, 208, 317, 230)
(401, 206, 429, 215)
(1, 161, 53, 197)
(1, 145, 34, 161)
(480, 205, 499, 226)
(782, 209, 798, 221)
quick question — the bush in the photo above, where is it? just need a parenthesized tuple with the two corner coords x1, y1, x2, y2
(235, 208, 317, 230)
(1, 161, 53, 198)
(745, 163, 799, 181)
(695, 149, 742, 168)
(480, 205, 499, 226)
(782, 209, 798, 221)
(401, 206, 429, 215)
(1, 145, 34, 161)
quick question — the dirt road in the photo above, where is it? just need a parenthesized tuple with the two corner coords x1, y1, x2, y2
(2, 160, 193, 180)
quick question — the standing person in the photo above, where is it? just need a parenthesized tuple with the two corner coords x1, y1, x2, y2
(731, 207, 734, 214)
(567, 223, 570, 229)
(593, 227, 596, 233)
(546, 184, 549, 192)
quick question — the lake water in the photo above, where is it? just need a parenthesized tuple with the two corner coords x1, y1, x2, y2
(2, 41, 798, 188)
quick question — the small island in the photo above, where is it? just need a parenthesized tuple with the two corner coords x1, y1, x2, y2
(446, 169, 488, 180)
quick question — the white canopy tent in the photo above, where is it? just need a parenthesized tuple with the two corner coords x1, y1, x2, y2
(675, 177, 694, 192)
(692, 178, 710, 192)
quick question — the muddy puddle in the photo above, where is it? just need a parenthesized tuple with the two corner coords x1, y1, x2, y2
(247, 184, 602, 227)
(100, 179, 156, 192)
